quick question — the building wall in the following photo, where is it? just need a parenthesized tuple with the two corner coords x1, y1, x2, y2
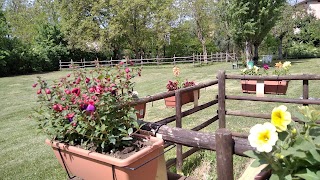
(307, 1, 320, 19)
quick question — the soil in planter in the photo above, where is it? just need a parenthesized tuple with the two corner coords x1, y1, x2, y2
(72, 137, 154, 160)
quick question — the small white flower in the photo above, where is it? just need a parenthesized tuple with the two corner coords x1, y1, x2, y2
(248, 122, 278, 153)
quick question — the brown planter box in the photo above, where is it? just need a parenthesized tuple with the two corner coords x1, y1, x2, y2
(164, 90, 200, 108)
(241, 80, 289, 95)
(46, 135, 164, 180)
(135, 103, 146, 119)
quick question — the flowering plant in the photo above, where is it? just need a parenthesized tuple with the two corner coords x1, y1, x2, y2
(245, 105, 320, 179)
(273, 61, 291, 76)
(166, 66, 195, 91)
(240, 61, 291, 76)
(33, 64, 143, 152)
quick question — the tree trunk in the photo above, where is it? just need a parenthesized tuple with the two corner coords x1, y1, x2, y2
(278, 37, 283, 60)
(245, 41, 252, 66)
(202, 42, 207, 64)
(253, 44, 259, 65)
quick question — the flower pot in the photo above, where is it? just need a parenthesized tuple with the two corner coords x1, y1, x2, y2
(241, 80, 289, 95)
(135, 103, 146, 119)
(46, 135, 164, 180)
(164, 90, 200, 108)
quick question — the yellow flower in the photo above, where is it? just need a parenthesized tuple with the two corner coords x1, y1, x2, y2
(271, 105, 292, 132)
(282, 61, 291, 70)
(253, 66, 259, 74)
(275, 61, 283, 69)
(173, 66, 180, 77)
(248, 122, 278, 153)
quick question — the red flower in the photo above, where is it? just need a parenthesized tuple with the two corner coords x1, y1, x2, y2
(45, 89, 51, 94)
(66, 74, 71, 77)
(53, 104, 63, 112)
(66, 113, 75, 122)
(32, 83, 38, 88)
(263, 64, 269, 70)
(85, 77, 90, 83)
(125, 68, 130, 73)
(75, 78, 81, 84)
(37, 89, 42, 94)
(71, 88, 80, 96)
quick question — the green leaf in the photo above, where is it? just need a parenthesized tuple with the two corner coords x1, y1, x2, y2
(310, 149, 320, 162)
(293, 111, 310, 123)
(295, 168, 320, 180)
(127, 128, 133, 135)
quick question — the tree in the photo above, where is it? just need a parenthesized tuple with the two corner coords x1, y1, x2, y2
(271, 3, 307, 59)
(229, 0, 286, 64)
(182, 0, 215, 63)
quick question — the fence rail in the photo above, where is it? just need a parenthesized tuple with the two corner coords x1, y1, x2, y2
(59, 52, 238, 70)
(138, 71, 320, 179)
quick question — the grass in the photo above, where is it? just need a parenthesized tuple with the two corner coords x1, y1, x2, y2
(0, 58, 319, 179)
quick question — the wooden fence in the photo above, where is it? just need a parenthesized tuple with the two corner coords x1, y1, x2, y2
(59, 52, 238, 70)
(135, 71, 320, 180)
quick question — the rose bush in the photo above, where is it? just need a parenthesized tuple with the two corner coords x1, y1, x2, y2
(245, 105, 320, 179)
(33, 63, 143, 152)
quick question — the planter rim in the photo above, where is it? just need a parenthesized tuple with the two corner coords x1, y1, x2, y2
(45, 135, 163, 167)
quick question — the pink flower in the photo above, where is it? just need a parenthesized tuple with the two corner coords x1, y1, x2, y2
(75, 78, 81, 84)
(53, 104, 63, 112)
(66, 113, 75, 122)
(263, 64, 269, 70)
(37, 89, 42, 94)
(119, 61, 124, 65)
(89, 87, 95, 93)
(45, 89, 51, 94)
(65, 89, 71, 94)
(86, 101, 95, 112)
(71, 88, 80, 96)
(125, 68, 130, 73)
(66, 74, 71, 77)
(85, 77, 90, 83)
(32, 83, 38, 88)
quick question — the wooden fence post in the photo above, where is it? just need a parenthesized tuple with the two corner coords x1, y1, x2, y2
(216, 52, 218, 62)
(110, 57, 113, 66)
(173, 54, 176, 65)
(226, 52, 228, 62)
(303, 79, 309, 106)
(59, 60, 61, 70)
(216, 128, 234, 180)
(218, 70, 226, 128)
(211, 52, 213, 62)
(193, 53, 195, 67)
(175, 89, 183, 174)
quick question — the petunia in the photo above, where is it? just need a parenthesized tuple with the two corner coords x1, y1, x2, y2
(275, 61, 283, 69)
(282, 61, 291, 70)
(173, 66, 180, 77)
(53, 104, 63, 112)
(71, 88, 80, 96)
(263, 64, 269, 70)
(32, 83, 38, 88)
(271, 105, 292, 132)
(66, 113, 75, 122)
(248, 122, 278, 153)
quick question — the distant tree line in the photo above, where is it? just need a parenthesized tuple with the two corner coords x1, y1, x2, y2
(0, 0, 319, 76)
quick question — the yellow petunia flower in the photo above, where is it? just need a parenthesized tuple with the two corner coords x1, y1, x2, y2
(248, 122, 278, 153)
(173, 66, 180, 77)
(275, 61, 283, 69)
(271, 105, 292, 132)
(282, 61, 291, 70)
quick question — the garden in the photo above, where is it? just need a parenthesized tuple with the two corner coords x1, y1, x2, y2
(1, 58, 320, 179)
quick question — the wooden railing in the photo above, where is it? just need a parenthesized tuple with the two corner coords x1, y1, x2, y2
(59, 52, 238, 70)
(138, 71, 320, 180)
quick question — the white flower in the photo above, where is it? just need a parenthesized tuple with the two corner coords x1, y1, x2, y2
(282, 61, 291, 70)
(253, 66, 259, 73)
(248, 122, 278, 153)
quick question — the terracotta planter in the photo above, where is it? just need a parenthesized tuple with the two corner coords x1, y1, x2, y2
(164, 90, 200, 108)
(135, 103, 146, 119)
(241, 80, 289, 95)
(46, 135, 164, 180)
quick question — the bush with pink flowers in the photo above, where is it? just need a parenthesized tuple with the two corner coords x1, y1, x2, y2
(33, 64, 142, 152)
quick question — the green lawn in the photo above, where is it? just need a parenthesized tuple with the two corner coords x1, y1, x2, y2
(1, 58, 320, 180)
